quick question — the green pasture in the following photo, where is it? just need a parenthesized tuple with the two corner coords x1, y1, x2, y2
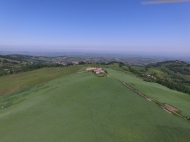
(105, 63, 123, 71)
(0, 68, 190, 141)
(177, 72, 190, 81)
(106, 68, 190, 117)
(0, 66, 81, 96)
(130, 65, 146, 72)
(147, 68, 165, 76)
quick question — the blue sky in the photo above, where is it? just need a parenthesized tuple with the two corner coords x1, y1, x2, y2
(0, 0, 190, 54)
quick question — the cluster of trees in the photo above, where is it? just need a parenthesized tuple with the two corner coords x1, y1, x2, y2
(145, 62, 161, 68)
(1, 59, 19, 64)
(143, 77, 155, 82)
(144, 62, 164, 71)
(105, 61, 124, 66)
(0, 63, 64, 77)
(128, 66, 138, 74)
(2, 59, 10, 64)
(0, 55, 31, 62)
(128, 66, 145, 78)
(78, 61, 86, 65)
(156, 79, 190, 94)
(171, 74, 185, 83)
(167, 65, 190, 75)
(118, 62, 125, 67)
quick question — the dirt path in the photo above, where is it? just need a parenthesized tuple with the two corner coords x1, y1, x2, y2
(108, 74, 190, 122)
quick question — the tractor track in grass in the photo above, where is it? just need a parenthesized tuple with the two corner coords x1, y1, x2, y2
(107, 74, 190, 123)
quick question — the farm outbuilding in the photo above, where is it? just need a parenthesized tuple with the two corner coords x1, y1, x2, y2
(93, 68, 105, 74)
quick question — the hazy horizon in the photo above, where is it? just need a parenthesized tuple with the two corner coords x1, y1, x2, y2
(1, 46, 190, 63)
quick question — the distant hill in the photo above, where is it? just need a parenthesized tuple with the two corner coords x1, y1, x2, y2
(0, 55, 63, 76)
(125, 61, 190, 94)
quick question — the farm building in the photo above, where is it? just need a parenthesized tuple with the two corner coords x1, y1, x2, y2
(93, 68, 105, 74)
(86, 67, 105, 74)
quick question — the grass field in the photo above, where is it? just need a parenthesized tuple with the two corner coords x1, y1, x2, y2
(106, 68, 190, 117)
(0, 66, 81, 96)
(0, 67, 190, 141)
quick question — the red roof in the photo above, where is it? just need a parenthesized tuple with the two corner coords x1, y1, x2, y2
(94, 68, 104, 72)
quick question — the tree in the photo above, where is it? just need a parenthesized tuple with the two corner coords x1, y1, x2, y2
(3, 59, 9, 63)
(79, 61, 86, 65)
(10, 70, 13, 74)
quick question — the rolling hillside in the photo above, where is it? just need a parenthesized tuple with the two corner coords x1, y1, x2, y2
(106, 68, 190, 117)
(0, 66, 190, 141)
(0, 66, 81, 96)
(119, 61, 190, 94)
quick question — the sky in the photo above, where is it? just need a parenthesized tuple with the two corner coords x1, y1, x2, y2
(0, 0, 190, 54)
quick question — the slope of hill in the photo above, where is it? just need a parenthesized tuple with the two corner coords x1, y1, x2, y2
(0, 66, 81, 97)
(0, 66, 190, 141)
(123, 61, 190, 94)
(106, 68, 190, 117)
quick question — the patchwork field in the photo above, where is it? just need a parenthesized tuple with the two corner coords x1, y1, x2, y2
(0, 67, 190, 141)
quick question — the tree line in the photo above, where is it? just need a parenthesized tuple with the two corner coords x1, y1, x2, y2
(0, 63, 64, 77)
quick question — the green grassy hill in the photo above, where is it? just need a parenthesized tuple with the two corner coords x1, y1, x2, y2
(0, 66, 81, 96)
(0, 66, 190, 141)
(106, 68, 190, 117)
